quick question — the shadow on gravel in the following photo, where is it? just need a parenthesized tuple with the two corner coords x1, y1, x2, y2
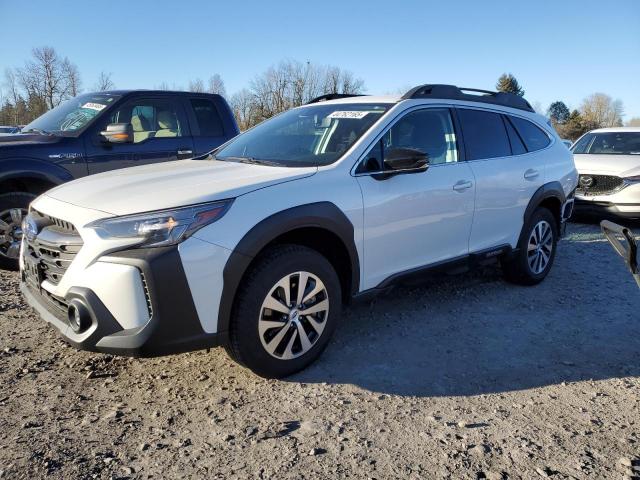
(291, 222, 640, 397)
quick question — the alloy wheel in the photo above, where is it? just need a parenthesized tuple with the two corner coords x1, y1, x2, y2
(258, 271, 329, 360)
(527, 220, 553, 275)
(0, 208, 26, 259)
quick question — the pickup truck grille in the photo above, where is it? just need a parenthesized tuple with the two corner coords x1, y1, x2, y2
(24, 211, 83, 286)
(576, 174, 624, 196)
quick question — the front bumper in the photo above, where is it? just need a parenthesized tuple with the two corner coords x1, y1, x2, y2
(21, 246, 226, 357)
(574, 198, 640, 219)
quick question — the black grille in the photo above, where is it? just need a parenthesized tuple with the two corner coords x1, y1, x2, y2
(32, 209, 78, 234)
(576, 174, 624, 196)
(24, 213, 83, 286)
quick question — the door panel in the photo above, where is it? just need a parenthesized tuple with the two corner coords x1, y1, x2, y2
(357, 163, 476, 288)
(356, 107, 476, 290)
(85, 97, 193, 174)
(457, 108, 546, 251)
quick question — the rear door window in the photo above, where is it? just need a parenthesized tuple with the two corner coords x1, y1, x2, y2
(457, 109, 511, 160)
(510, 116, 550, 152)
(190, 99, 224, 137)
(503, 116, 527, 155)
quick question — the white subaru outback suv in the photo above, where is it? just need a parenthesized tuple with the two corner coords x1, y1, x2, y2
(20, 85, 577, 378)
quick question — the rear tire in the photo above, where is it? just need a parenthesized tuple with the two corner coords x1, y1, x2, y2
(225, 244, 341, 378)
(502, 207, 558, 285)
(0, 192, 35, 271)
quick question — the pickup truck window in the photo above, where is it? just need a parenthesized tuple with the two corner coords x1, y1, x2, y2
(190, 99, 224, 137)
(22, 93, 121, 136)
(108, 99, 184, 143)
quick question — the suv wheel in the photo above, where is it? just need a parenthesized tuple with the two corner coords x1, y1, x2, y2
(225, 245, 341, 378)
(502, 207, 558, 285)
(0, 192, 35, 271)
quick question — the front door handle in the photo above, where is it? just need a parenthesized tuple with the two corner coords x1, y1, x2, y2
(453, 180, 473, 192)
(177, 149, 193, 159)
(524, 168, 540, 180)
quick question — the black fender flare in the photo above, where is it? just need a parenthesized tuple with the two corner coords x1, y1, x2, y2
(517, 181, 566, 246)
(0, 158, 72, 191)
(216, 202, 360, 335)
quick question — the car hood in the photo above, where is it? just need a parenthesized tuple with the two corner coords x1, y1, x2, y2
(573, 154, 640, 177)
(45, 159, 317, 216)
(0, 133, 63, 157)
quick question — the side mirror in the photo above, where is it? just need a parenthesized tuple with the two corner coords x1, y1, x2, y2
(100, 123, 133, 144)
(371, 147, 429, 180)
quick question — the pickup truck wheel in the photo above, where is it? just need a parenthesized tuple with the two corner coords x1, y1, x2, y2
(501, 207, 558, 285)
(225, 244, 341, 378)
(0, 193, 35, 271)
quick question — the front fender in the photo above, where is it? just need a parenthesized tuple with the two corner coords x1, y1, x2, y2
(0, 157, 74, 189)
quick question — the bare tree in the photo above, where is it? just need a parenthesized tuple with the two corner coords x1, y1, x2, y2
(63, 59, 82, 97)
(627, 117, 640, 127)
(229, 88, 257, 131)
(94, 71, 115, 91)
(3, 69, 23, 124)
(189, 78, 205, 93)
(17, 47, 80, 109)
(580, 93, 624, 128)
(208, 74, 226, 96)
(242, 60, 365, 127)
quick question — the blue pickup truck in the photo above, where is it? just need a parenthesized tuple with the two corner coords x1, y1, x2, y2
(0, 90, 239, 268)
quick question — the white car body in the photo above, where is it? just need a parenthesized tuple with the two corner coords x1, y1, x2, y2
(20, 88, 577, 373)
(572, 127, 640, 218)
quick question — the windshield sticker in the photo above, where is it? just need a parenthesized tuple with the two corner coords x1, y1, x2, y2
(328, 111, 369, 119)
(81, 102, 107, 111)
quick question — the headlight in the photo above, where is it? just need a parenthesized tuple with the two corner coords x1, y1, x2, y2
(86, 200, 233, 248)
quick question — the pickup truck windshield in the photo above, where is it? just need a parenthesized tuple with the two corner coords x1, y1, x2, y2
(572, 132, 640, 155)
(215, 103, 389, 167)
(22, 93, 121, 136)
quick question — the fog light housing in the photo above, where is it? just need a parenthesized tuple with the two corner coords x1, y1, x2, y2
(67, 300, 91, 333)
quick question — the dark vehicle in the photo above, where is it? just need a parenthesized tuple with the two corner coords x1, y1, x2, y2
(0, 90, 239, 269)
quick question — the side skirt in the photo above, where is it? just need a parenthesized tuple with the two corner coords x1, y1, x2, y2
(352, 244, 512, 302)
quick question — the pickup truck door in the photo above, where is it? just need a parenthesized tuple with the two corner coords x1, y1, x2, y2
(185, 97, 232, 156)
(84, 96, 194, 174)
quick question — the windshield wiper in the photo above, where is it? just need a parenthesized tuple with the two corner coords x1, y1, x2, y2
(222, 156, 283, 167)
(22, 128, 53, 136)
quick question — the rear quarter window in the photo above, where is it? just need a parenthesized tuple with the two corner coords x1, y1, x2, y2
(190, 99, 224, 137)
(457, 109, 511, 160)
(510, 116, 550, 152)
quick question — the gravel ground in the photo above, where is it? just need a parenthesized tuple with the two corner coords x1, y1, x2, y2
(1, 221, 639, 479)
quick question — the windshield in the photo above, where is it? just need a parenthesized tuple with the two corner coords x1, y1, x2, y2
(215, 103, 390, 167)
(22, 93, 121, 136)
(572, 132, 640, 155)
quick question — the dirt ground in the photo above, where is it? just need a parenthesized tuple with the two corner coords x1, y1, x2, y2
(0, 221, 639, 479)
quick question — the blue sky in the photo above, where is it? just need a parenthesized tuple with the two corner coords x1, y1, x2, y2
(1, 0, 639, 118)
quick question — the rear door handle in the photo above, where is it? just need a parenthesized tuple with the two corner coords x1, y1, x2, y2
(524, 169, 540, 180)
(177, 149, 193, 159)
(453, 180, 473, 192)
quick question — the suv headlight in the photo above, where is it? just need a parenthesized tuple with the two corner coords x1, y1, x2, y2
(86, 200, 233, 248)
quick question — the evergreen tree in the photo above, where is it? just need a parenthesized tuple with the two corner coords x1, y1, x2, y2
(547, 101, 570, 124)
(558, 110, 590, 141)
(496, 73, 525, 97)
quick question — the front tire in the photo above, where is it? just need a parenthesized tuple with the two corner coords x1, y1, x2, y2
(0, 192, 35, 271)
(502, 207, 558, 285)
(225, 245, 342, 378)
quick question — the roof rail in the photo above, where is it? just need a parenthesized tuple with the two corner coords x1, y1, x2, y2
(401, 84, 534, 112)
(306, 93, 366, 104)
